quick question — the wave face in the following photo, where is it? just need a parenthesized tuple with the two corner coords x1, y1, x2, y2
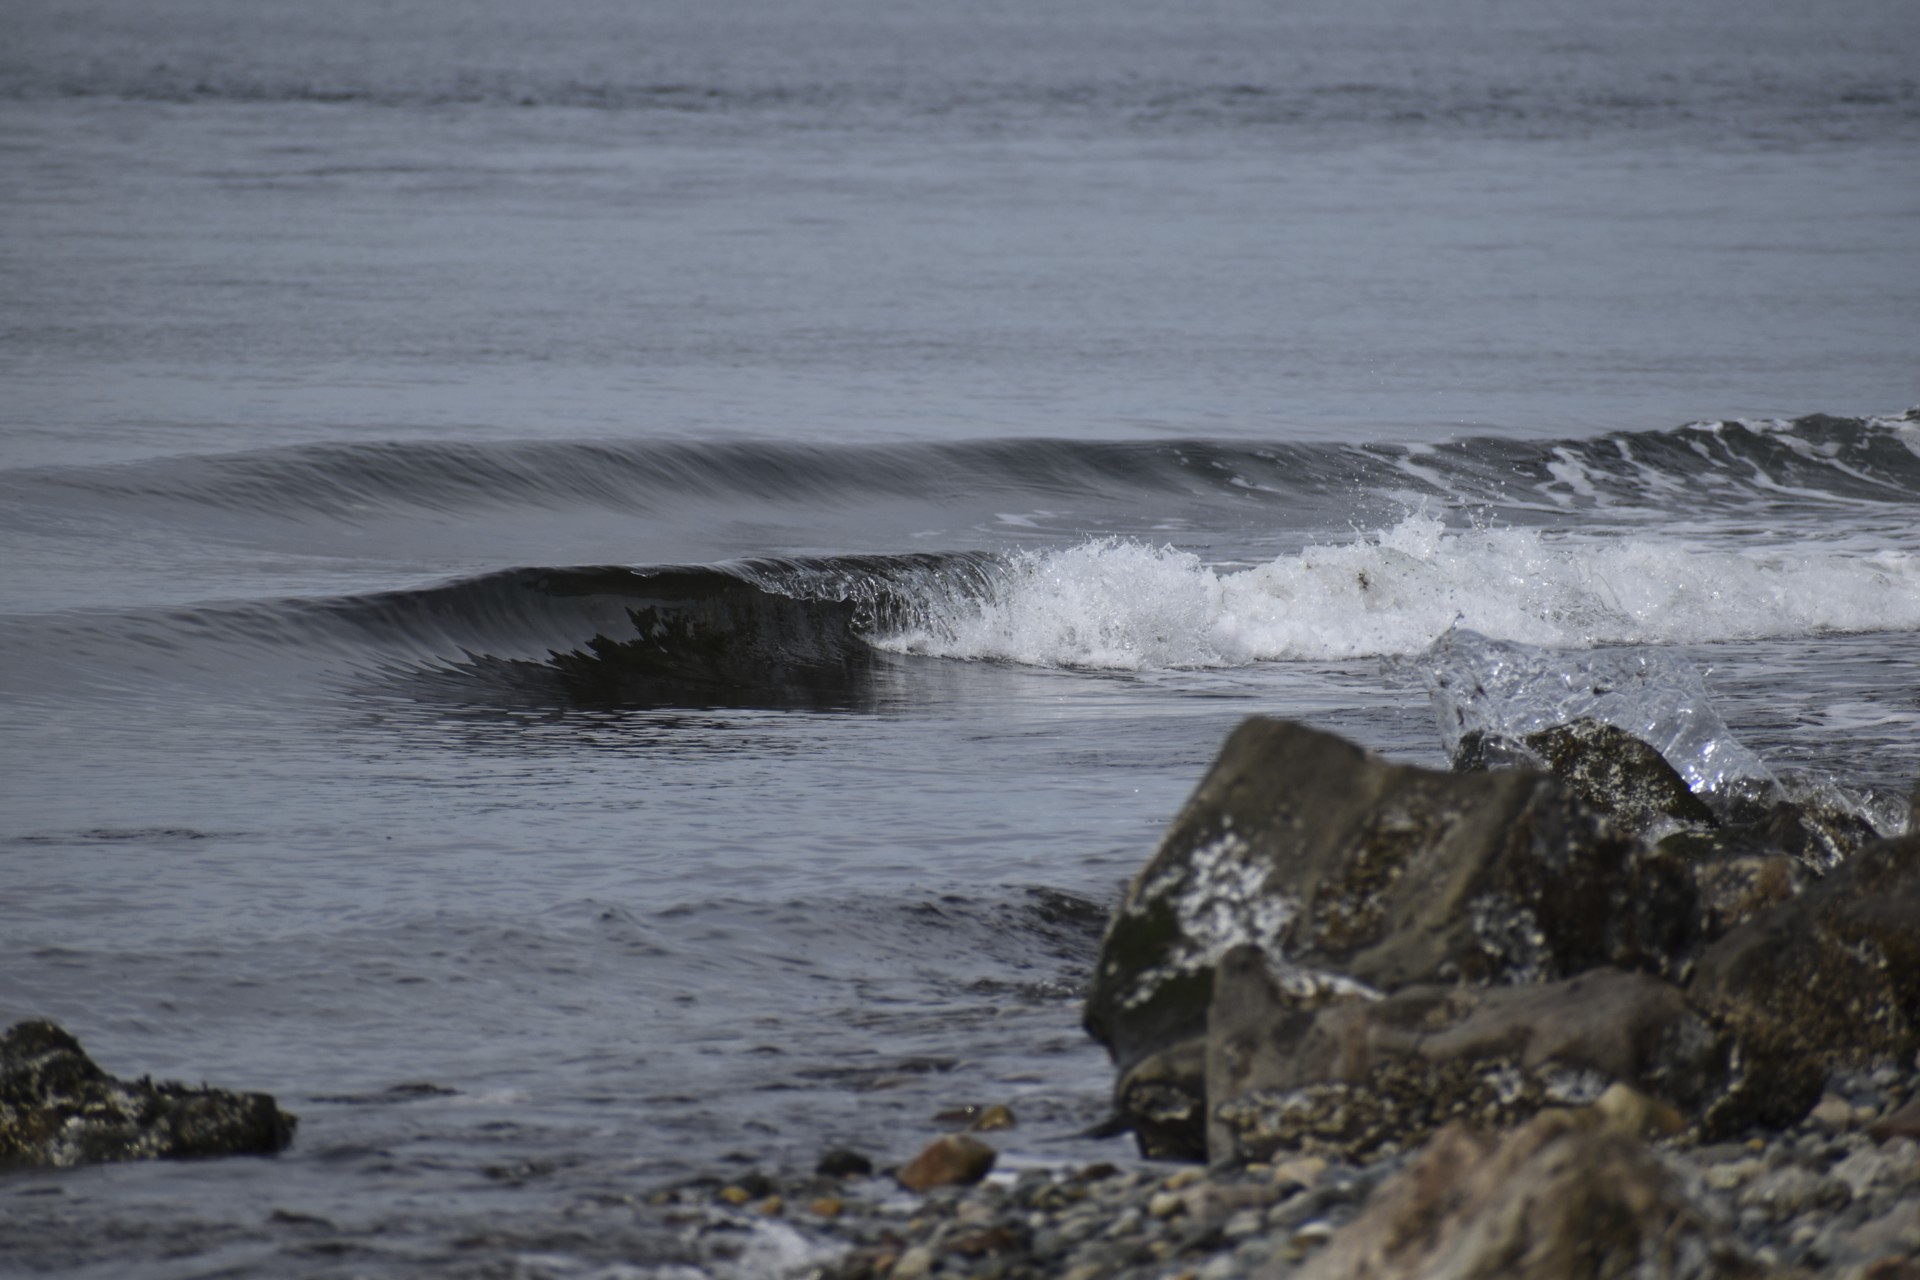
(3, 415, 1916, 704)
(6, 414, 1917, 528)
(0, 559, 976, 711)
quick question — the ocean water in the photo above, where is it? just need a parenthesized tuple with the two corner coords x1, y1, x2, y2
(2, 0, 1918, 1274)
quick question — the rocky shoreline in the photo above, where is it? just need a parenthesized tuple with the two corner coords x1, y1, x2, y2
(654, 631, 1920, 1279)
(650, 1058, 1920, 1278)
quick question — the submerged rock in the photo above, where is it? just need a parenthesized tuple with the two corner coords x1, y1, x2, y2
(0, 1020, 296, 1169)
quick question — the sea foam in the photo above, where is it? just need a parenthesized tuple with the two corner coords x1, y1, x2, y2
(875, 515, 1920, 669)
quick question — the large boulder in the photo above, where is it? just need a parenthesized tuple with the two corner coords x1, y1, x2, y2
(0, 1020, 296, 1168)
(1084, 719, 1694, 1115)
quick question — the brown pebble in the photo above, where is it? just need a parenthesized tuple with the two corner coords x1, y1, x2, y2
(1810, 1093, 1857, 1130)
(717, 1185, 751, 1206)
(942, 1226, 1020, 1258)
(809, 1196, 844, 1219)
(968, 1104, 1017, 1132)
(756, 1195, 783, 1216)
(1274, 1156, 1328, 1189)
(1165, 1166, 1205, 1190)
(896, 1133, 997, 1192)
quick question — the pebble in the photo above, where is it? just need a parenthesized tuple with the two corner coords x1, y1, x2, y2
(1705, 1156, 1767, 1190)
(1813, 1094, 1859, 1130)
(1222, 1209, 1264, 1239)
(1273, 1155, 1327, 1189)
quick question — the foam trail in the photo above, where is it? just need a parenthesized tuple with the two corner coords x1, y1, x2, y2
(876, 515, 1920, 668)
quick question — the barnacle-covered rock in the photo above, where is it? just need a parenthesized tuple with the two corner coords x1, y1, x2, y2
(0, 1020, 296, 1169)
(1456, 718, 1718, 832)
(1688, 833, 1920, 1132)
(1206, 947, 1724, 1165)
(1083, 718, 1693, 1088)
(1678, 849, 1807, 940)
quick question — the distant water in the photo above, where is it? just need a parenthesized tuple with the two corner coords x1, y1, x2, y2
(2, 0, 1917, 1275)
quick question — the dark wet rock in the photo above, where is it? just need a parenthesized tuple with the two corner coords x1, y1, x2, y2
(1111, 1039, 1209, 1161)
(0, 1020, 296, 1169)
(1084, 718, 1696, 1146)
(1462, 716, 1881, 874)
(896, 1134, 996, 1192)
(815, 1147, 874, 1178)
(1521, 717, 1718, 830)
(1689, 835, 1920, 1132)
(1282, 1108, 1778, 1280)
(1447, 726, 1545, 775)
(1207, 947, 1726, 1164)
(1452, 716, 1722, 833)
(1667, 792, 1887, 878)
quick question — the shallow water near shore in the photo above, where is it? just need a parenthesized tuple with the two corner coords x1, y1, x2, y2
(3, 0, 1919, 1274)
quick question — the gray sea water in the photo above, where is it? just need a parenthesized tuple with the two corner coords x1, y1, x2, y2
(3, 0, 1918, 1274)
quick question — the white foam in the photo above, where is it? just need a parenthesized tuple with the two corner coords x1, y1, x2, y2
(876, 515, 1920, 669)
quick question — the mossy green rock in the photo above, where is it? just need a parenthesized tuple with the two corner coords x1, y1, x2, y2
(1, 1020, 296, 1169)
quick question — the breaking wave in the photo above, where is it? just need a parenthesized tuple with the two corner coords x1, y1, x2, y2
(873, 515, 1920, 668)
